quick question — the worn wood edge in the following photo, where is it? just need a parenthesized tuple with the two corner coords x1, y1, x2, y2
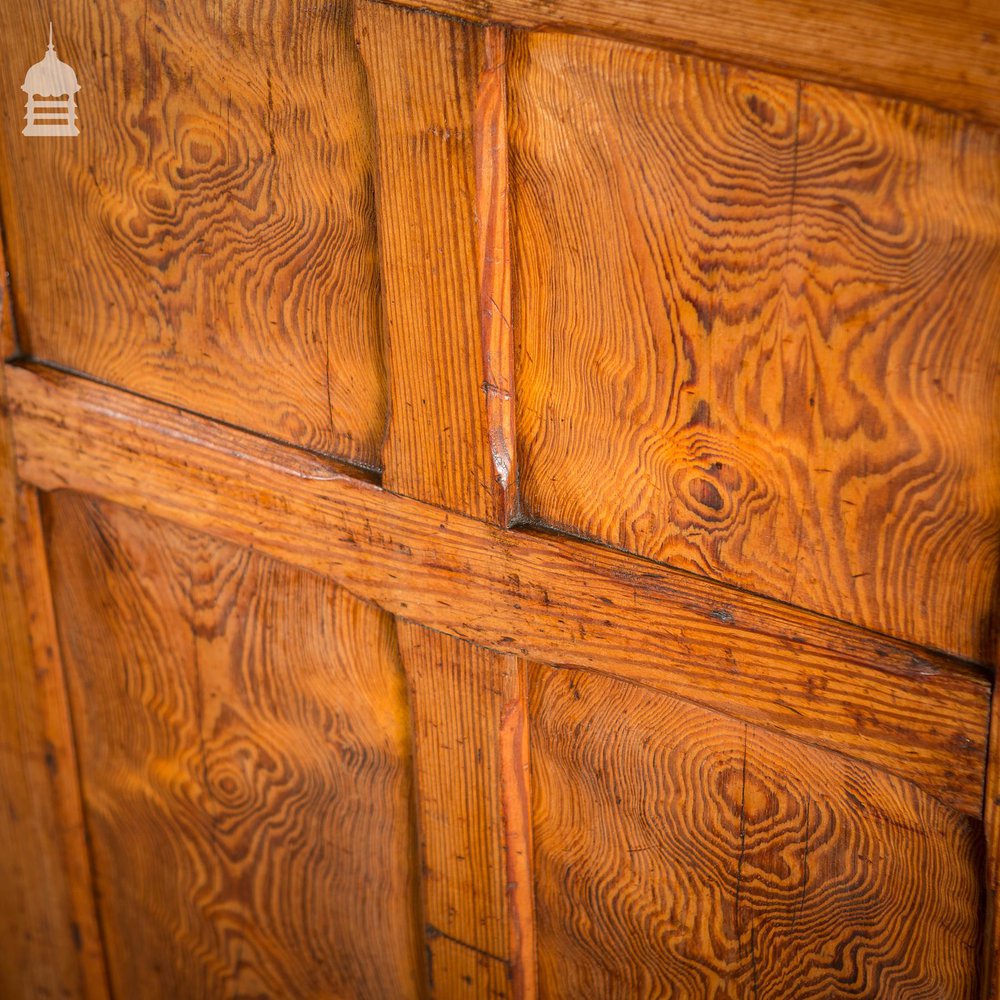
(0, 233, 108, 995)
(497, 656, 536, 1000)
(6, 360, 989, 816)
(383, 0, 1000, 128)
(12, 484, 110, 999)
(475, 24, 518, 526)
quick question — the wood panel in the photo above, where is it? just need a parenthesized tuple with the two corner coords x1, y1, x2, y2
(389, 0, 1000, 129)
(43, 491, 422, 999)
(7, 362, 989, 815)
(529, 663, 981, 998)
(510, 31, 1000, 662)
(357, 3, 515, 522)
(0, 229, 106, 997)
(0, 0, 385, 463)
(398, 623, 534, 998)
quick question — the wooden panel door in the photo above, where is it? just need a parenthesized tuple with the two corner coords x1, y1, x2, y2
(1, 0, 998, 998)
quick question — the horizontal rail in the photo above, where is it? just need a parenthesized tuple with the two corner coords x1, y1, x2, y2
(6, 360, 989, 815)
(386, 0, 1000, 127)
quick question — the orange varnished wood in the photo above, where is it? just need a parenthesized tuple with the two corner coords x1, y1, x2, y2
(0, 2, 996, 986)
(424, 935, 510, 999)
(388, 0, 1000, 128)
(398, 624, 520, 995)
(0, 243, 106, 997)
(497, 643, 536, 1000)
(357, 2, 515, 521)
(7, 362, 989, 815)
(476, 26, 517, 526)
(529, 662, 981, 998)
(44, 492, 423, 999)
(510, 30, 1000, 661)
(0, 0, 386, 463)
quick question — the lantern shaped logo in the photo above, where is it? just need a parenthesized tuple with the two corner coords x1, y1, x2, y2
(21, 24, 80, 137)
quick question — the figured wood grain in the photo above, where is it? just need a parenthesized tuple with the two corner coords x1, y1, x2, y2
(510, 31, 1000, 662)
(0, 0, 385, 463)
(388, 0, 1000, 128)
(398, 624, 526, 996)
(357, 2, 515, 521)
(7, 362, 989, 815)
(529, 663, 981, 998)
(44, 491, 422, 999)
(0, 245, 106, 997)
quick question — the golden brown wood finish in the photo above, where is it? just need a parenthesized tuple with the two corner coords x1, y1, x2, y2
(2, 1, 998, 987)
(529, 663, 981, 998)
(510, 31, 1000, 662)
(358, 11, 530, 987)
(0, 0, 385, 463)
(7, 362, 988, 815)
(357, 3, 515, 521)
(399, 624, 519, 995)
(44, 491, 422, 999)
(389, 0, 1000, 128)
(424, 935, 510, 999)
(0, 240, 106, 996)
(497, 645, 535, 1000)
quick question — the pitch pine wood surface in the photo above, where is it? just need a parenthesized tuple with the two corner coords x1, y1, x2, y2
(510, 30, 1000, 662)
(357, 3, 517, 523)
(529, 663, 981, 998)
(0, 0, 386, 463)
(398, 624, 520, 996)
(388, 0, 1000, 129)
(9, 362, 989, 817)
(0, 261, 106, 996)
(358, 10, 532, 992)
(1, 0, 999, 993)
(44, 492, 423, 999)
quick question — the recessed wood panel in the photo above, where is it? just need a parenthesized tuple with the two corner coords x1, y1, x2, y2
(511, 31, 1000, 660)
(0, 0, 385, 464)
(529, 663, 981, 998)
(44, 492, 421, 999)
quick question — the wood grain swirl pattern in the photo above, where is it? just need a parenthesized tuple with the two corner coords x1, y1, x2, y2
(529, 663, 981, 999)
(0, 0, 385, 463)
(8, 362, 988, 814)
(510, 31, 1000, 660)
(386, 0, 1000, 129)
(44, 492, 422, 999)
